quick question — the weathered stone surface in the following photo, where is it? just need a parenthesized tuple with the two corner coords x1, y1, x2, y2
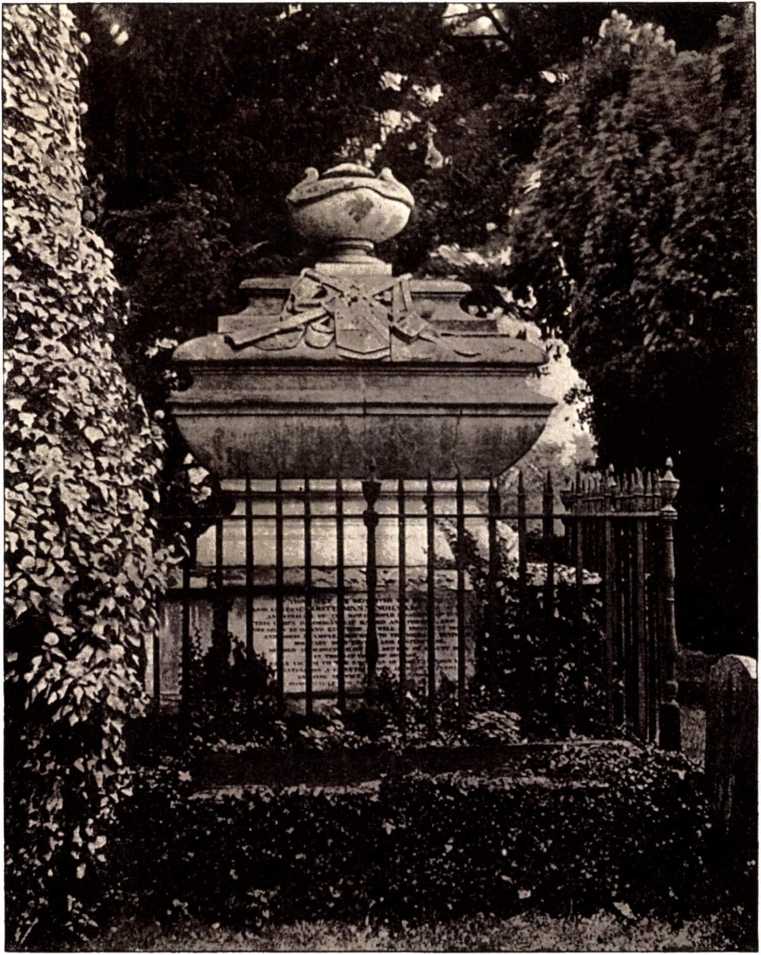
(193, 478, 516, 568)
(705, 655, 757, 842)
(286, 164, 414, 266)
(229, 276, 479, 332)
(170, 362, 551, 477)
(152, 572, 477, 707)
(171, 169, 554, 479)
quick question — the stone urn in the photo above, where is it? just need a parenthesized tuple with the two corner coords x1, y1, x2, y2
(169, 165, 554, 478)
(286, 163, 414, 268)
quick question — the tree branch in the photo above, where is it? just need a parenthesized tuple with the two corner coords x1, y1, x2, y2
(480, 3, 512, 47)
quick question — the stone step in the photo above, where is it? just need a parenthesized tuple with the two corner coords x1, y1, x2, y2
(191, 739, 637, 795)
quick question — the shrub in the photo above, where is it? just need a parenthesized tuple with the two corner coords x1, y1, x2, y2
(441, 522, 609, 739)
(106, 743, 715, 930)
(507, 11, 755, 656)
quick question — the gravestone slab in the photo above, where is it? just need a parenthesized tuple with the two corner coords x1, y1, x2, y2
(705, 654, 757, 844)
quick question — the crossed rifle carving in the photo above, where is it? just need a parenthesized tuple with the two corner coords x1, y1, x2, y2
(225, 269, 479, 360)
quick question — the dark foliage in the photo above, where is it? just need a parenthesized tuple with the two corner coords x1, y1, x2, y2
(76, 4, 754, 658)
(76, 4, 738, 401)
(102, 744, 716, 934)
(506, 11, 755, 655)
(441, 523, 610, 739)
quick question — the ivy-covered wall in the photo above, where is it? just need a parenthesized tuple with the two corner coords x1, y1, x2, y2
(3, 6, 172, 944)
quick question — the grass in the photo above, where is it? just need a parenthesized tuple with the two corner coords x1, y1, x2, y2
(83, 908, 755, 952)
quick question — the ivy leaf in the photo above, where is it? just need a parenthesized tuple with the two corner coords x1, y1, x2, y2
(83, 425, 105, 443)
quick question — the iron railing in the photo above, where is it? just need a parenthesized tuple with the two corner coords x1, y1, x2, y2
(154, 460, 682, 749)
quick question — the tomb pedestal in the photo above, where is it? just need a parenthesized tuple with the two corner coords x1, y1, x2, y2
(162, 165, 553, 704)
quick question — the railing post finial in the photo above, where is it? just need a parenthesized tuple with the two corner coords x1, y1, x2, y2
(659, 456, 680, 512)
(658, 454, 681, 751)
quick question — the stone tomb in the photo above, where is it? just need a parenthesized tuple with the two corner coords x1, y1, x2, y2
(149, 479, 507, 707)
(162, 165, 553, 708)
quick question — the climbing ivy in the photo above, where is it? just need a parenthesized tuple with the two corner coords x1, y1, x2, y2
(4, 6, 173, 945)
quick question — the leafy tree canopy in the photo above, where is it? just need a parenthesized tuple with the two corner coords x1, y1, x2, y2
(505, 9, 755, 650)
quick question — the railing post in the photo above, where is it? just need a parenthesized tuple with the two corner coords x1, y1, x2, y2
(603, 466, 622, 725)
(180, 533, 194, 720)
(245, 474, 255, 716)
(304, 476, 313, 716)
(397, 478, 407, 725)
(336, 478, 346, 712)
(362, 466, 381, 696)
(213, 512, 226, 641)
(645, 470, 659, 741)
(620, 473, 635, 731)
(517, 470, 527, 613)
(455, 468, 467, 717)
(153, 613, 162, 715)
(425, 472, 437, 729)
(658, 457, 681, 751)
(516, 470, 528, 720)
(573, 473, 585, 728)
(542, 471, 557, 731)
(275, 473, 285, 705)
(212, 510, 230, 673)
(487, 475, 501, 701)
(632, 469, 647, 738)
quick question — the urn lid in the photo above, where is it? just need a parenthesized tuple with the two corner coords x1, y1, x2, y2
(286, 164, 415, 210)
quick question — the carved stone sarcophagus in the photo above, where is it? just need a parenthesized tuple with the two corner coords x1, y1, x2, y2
(169, 165, 554, 478)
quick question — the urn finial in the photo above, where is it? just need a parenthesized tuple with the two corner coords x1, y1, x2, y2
(286, 164, 414, 272)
